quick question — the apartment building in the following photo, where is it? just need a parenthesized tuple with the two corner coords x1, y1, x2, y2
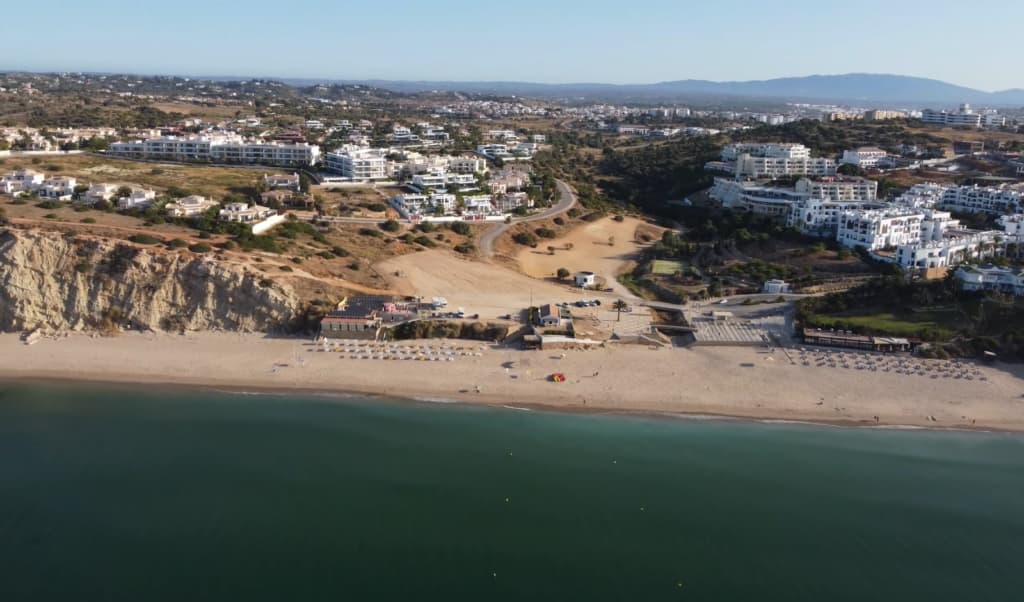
(896, 230, 1003, 269)
(709, 178, 807, 218)
(794, 176, 878, 201)
(389, 193, 457, 218)
(894, 183, 950, 209)
(837, 208, 956, 251)
(324, 148, 389, 180)
(955, 265, 1024, 296)
(446, 156, 487, 174)
(921, 104, 983, 128)
(940, 185, 1023, 215)
(734, 154, 837, 179)
(997, 214, 1024, 238)
(839, 147, 888, 169)
(863, 110, 906, 121)
(720, 143, 811, 161)
(787, 198, 885, 237)
(110, 136, 320, 166)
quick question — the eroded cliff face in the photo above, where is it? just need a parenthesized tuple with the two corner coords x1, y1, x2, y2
(0, 229, 302, 332)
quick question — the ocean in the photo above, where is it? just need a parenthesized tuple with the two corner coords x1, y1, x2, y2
(1, 382, 1022, 601)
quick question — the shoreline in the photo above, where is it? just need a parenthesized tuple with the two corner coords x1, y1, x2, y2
(3, 331, 1024, 432)
(3, 372, 1015, 435)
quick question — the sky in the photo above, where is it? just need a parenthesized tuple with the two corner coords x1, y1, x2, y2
(1, 0, 1020, 90)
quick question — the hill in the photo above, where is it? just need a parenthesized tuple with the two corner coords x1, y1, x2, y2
(293, 74, 1024, 106)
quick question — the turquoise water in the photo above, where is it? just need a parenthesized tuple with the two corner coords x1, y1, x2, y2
(1, 382, 1022, 601)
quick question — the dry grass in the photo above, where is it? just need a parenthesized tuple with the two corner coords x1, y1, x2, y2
(0, 154, 267, 200)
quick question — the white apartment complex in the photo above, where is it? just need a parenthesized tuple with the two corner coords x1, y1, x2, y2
(955, 265, 1024, 296)
(921, 104, 983, 127)
(840, 147, 888, 169)
(836, 208, 958, 251)
(939, 186, 1023, 215)
(110, 136, 320, 166)
(324, 147, 389, 180)
(787, 198, 885, 237)
(794, 176, 878, 201)
(720, 143, 811, 161)
(895, 231, 1003, 269)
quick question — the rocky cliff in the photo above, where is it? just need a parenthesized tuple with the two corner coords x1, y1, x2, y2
(0, 229, 302, 333)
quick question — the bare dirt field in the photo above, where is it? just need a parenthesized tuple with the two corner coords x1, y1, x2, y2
(378, 250, 581, 318)
(515, 216, 658, 299)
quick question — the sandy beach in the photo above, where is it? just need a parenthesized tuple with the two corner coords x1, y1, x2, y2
(3, 331, 1024, 431)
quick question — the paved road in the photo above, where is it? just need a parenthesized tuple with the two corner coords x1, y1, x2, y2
(479, 179, 577, 258)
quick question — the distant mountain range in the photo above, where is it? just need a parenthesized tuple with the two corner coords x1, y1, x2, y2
(280, 73, 1024, 106)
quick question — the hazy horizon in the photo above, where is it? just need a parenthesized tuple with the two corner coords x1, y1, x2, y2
(2, 0, 1020, 91)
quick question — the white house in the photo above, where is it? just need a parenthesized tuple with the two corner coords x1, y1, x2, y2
(0, 169, 44, 194)
(117, 189, 157, 211)
(36, 176, 77, 201)
(263, 173, 300, 190)
(165, 195, 218, 218)
(574, 271, 597, 288)
(81, 183, 119, 205)
(219, 202, 275, 223)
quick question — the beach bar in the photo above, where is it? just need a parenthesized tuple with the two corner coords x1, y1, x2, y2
(802, 328, 915, 353)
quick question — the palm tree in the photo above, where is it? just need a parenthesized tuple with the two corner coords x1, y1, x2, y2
(612, 299, 629, 322)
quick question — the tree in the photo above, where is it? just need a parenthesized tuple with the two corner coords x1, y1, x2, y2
(381, 219, 401, 232)
(556, 267, 571, 280)
(547, 245, 556, 255)
(612, 299, 629, 322)
(837, 163, 865, 177)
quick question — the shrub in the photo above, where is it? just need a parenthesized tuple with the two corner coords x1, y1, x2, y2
(188, 243, 212, 253)
(413, 235, 437, 248)
(567, 208, 580, 218)
(37, 200, 62, 210)
(258, 278, 273, 288)
(331, 246, 350, 257)
(43, 213, 59, 219)
(317, 251, 335, 260)
(381, 219, 401, 232)
(80, 217, 97, 224)
(198, 231, 212, 239)
(129, 234, 163, 245)
(167, 238, 188, 248)
(361, 202, 388, 212)
(416, 222, 436, 233)
(149, 168, 165, 175)
(513, 232, 538, 246)
(553, 217, 565, 226)
(279, 265, 293, 272)
(454, 243, 474, 255)
(358, 227, 383, 238)
(348, 261, 361, 271)
(534, 227, 556, 239)
(612, 214, 625, 222)
(448, 221, 471, 236)
(74, 260, 90, 274)
(557, 267, 571, 280)
(291, 256, 303, 264)
(218, 240, 236, 250)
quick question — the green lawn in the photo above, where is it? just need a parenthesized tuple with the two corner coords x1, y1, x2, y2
(806, 311, 959, 339)
(650, 260, 684, 275)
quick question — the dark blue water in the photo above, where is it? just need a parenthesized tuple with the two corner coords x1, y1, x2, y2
(1, 382, 1022, 601)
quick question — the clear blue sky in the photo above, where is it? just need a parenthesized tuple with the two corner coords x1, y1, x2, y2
(2, 0, 1019, 90)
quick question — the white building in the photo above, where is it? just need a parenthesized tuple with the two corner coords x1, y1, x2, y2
(734, 154, 837, 179)
(263, 173, 301, 190)
(940, 185, 1023, 215)
(997, 214, 1024, 239)
(110, 136, 320, 166)
(324, 148, 389, 180)
(840, 147, 888, 169)
(794, 177, 878, 201)
(165, 195, 218, 218)
(763, 279, 791, 294)
(787, 198, 885, 237)
(838, 208, 960, 251)
(720, 143, 811, 161)
(36, 176, 77, 201)
(895, 230, 1003, 269)
(219, 202, 275, 223)
(921, 104, 983, 128)
(81, 183, 119, 205)
(117, 189, 157, 211)
(574, 271, 597, 288)
(955, 265, 1024, 295)
(0, 169, 44, 194)
(388, 193, 457, 218)
(894, 183, 950, 209)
